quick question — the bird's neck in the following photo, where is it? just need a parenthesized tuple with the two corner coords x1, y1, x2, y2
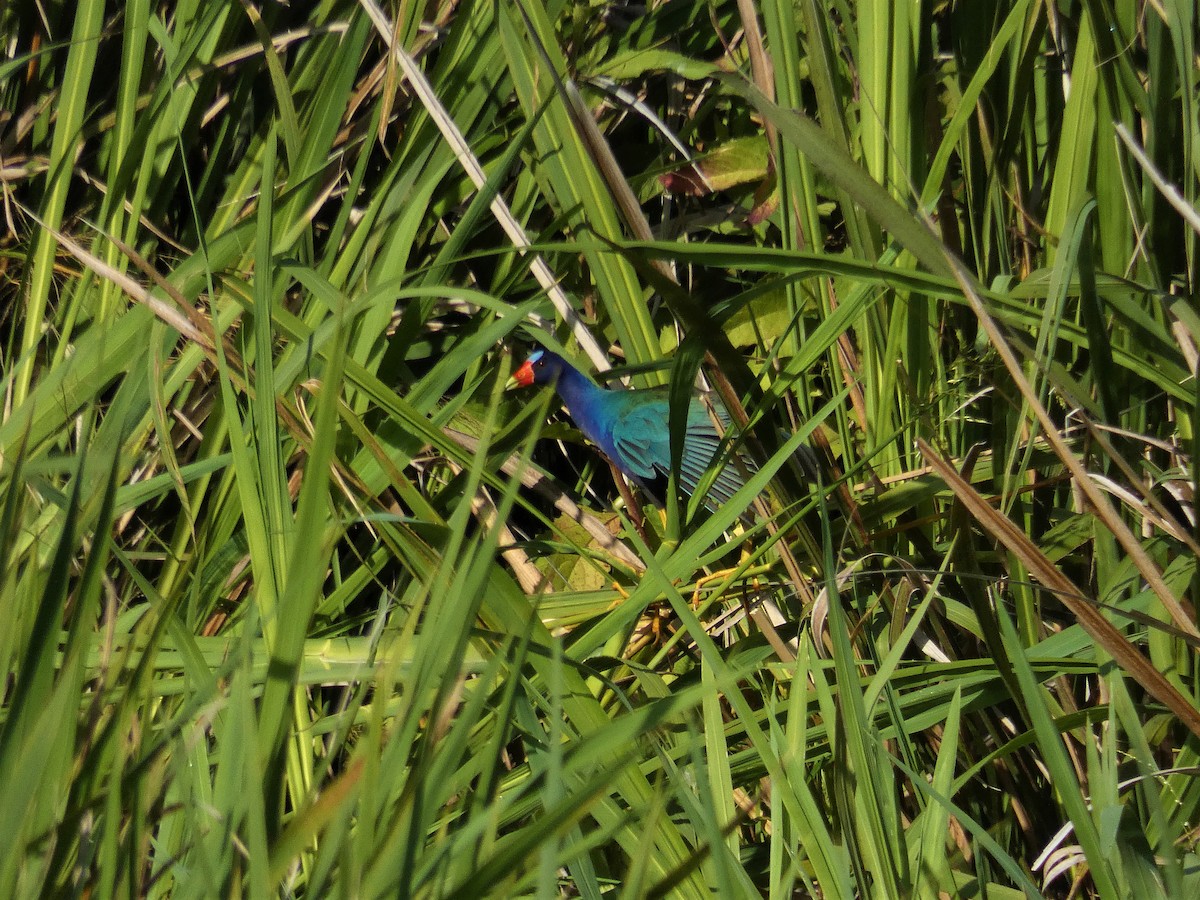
(551, 362, 616, 448)
(553, 362, 604, 412)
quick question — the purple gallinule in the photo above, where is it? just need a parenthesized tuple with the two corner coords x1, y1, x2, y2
(509, 348, 756, 507)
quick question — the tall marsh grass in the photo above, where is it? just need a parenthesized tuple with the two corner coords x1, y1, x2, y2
(1, 1, 1197, 896)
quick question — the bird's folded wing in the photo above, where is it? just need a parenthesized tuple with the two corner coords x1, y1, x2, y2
(610, 403, 670, 480)
(612, 399, 758, 505)
(680, 423, 754, 504)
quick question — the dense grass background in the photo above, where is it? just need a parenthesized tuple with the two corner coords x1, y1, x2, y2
(2, 0, 1198, 896)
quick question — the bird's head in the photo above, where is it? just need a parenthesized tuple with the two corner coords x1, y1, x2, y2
(507, 348, 564, 389)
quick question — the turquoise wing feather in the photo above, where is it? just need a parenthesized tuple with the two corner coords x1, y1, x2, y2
(608, 391, 756, 506)
(607, 395, 669, 480)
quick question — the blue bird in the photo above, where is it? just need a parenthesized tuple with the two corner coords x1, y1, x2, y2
(509, 348, 756, 507)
